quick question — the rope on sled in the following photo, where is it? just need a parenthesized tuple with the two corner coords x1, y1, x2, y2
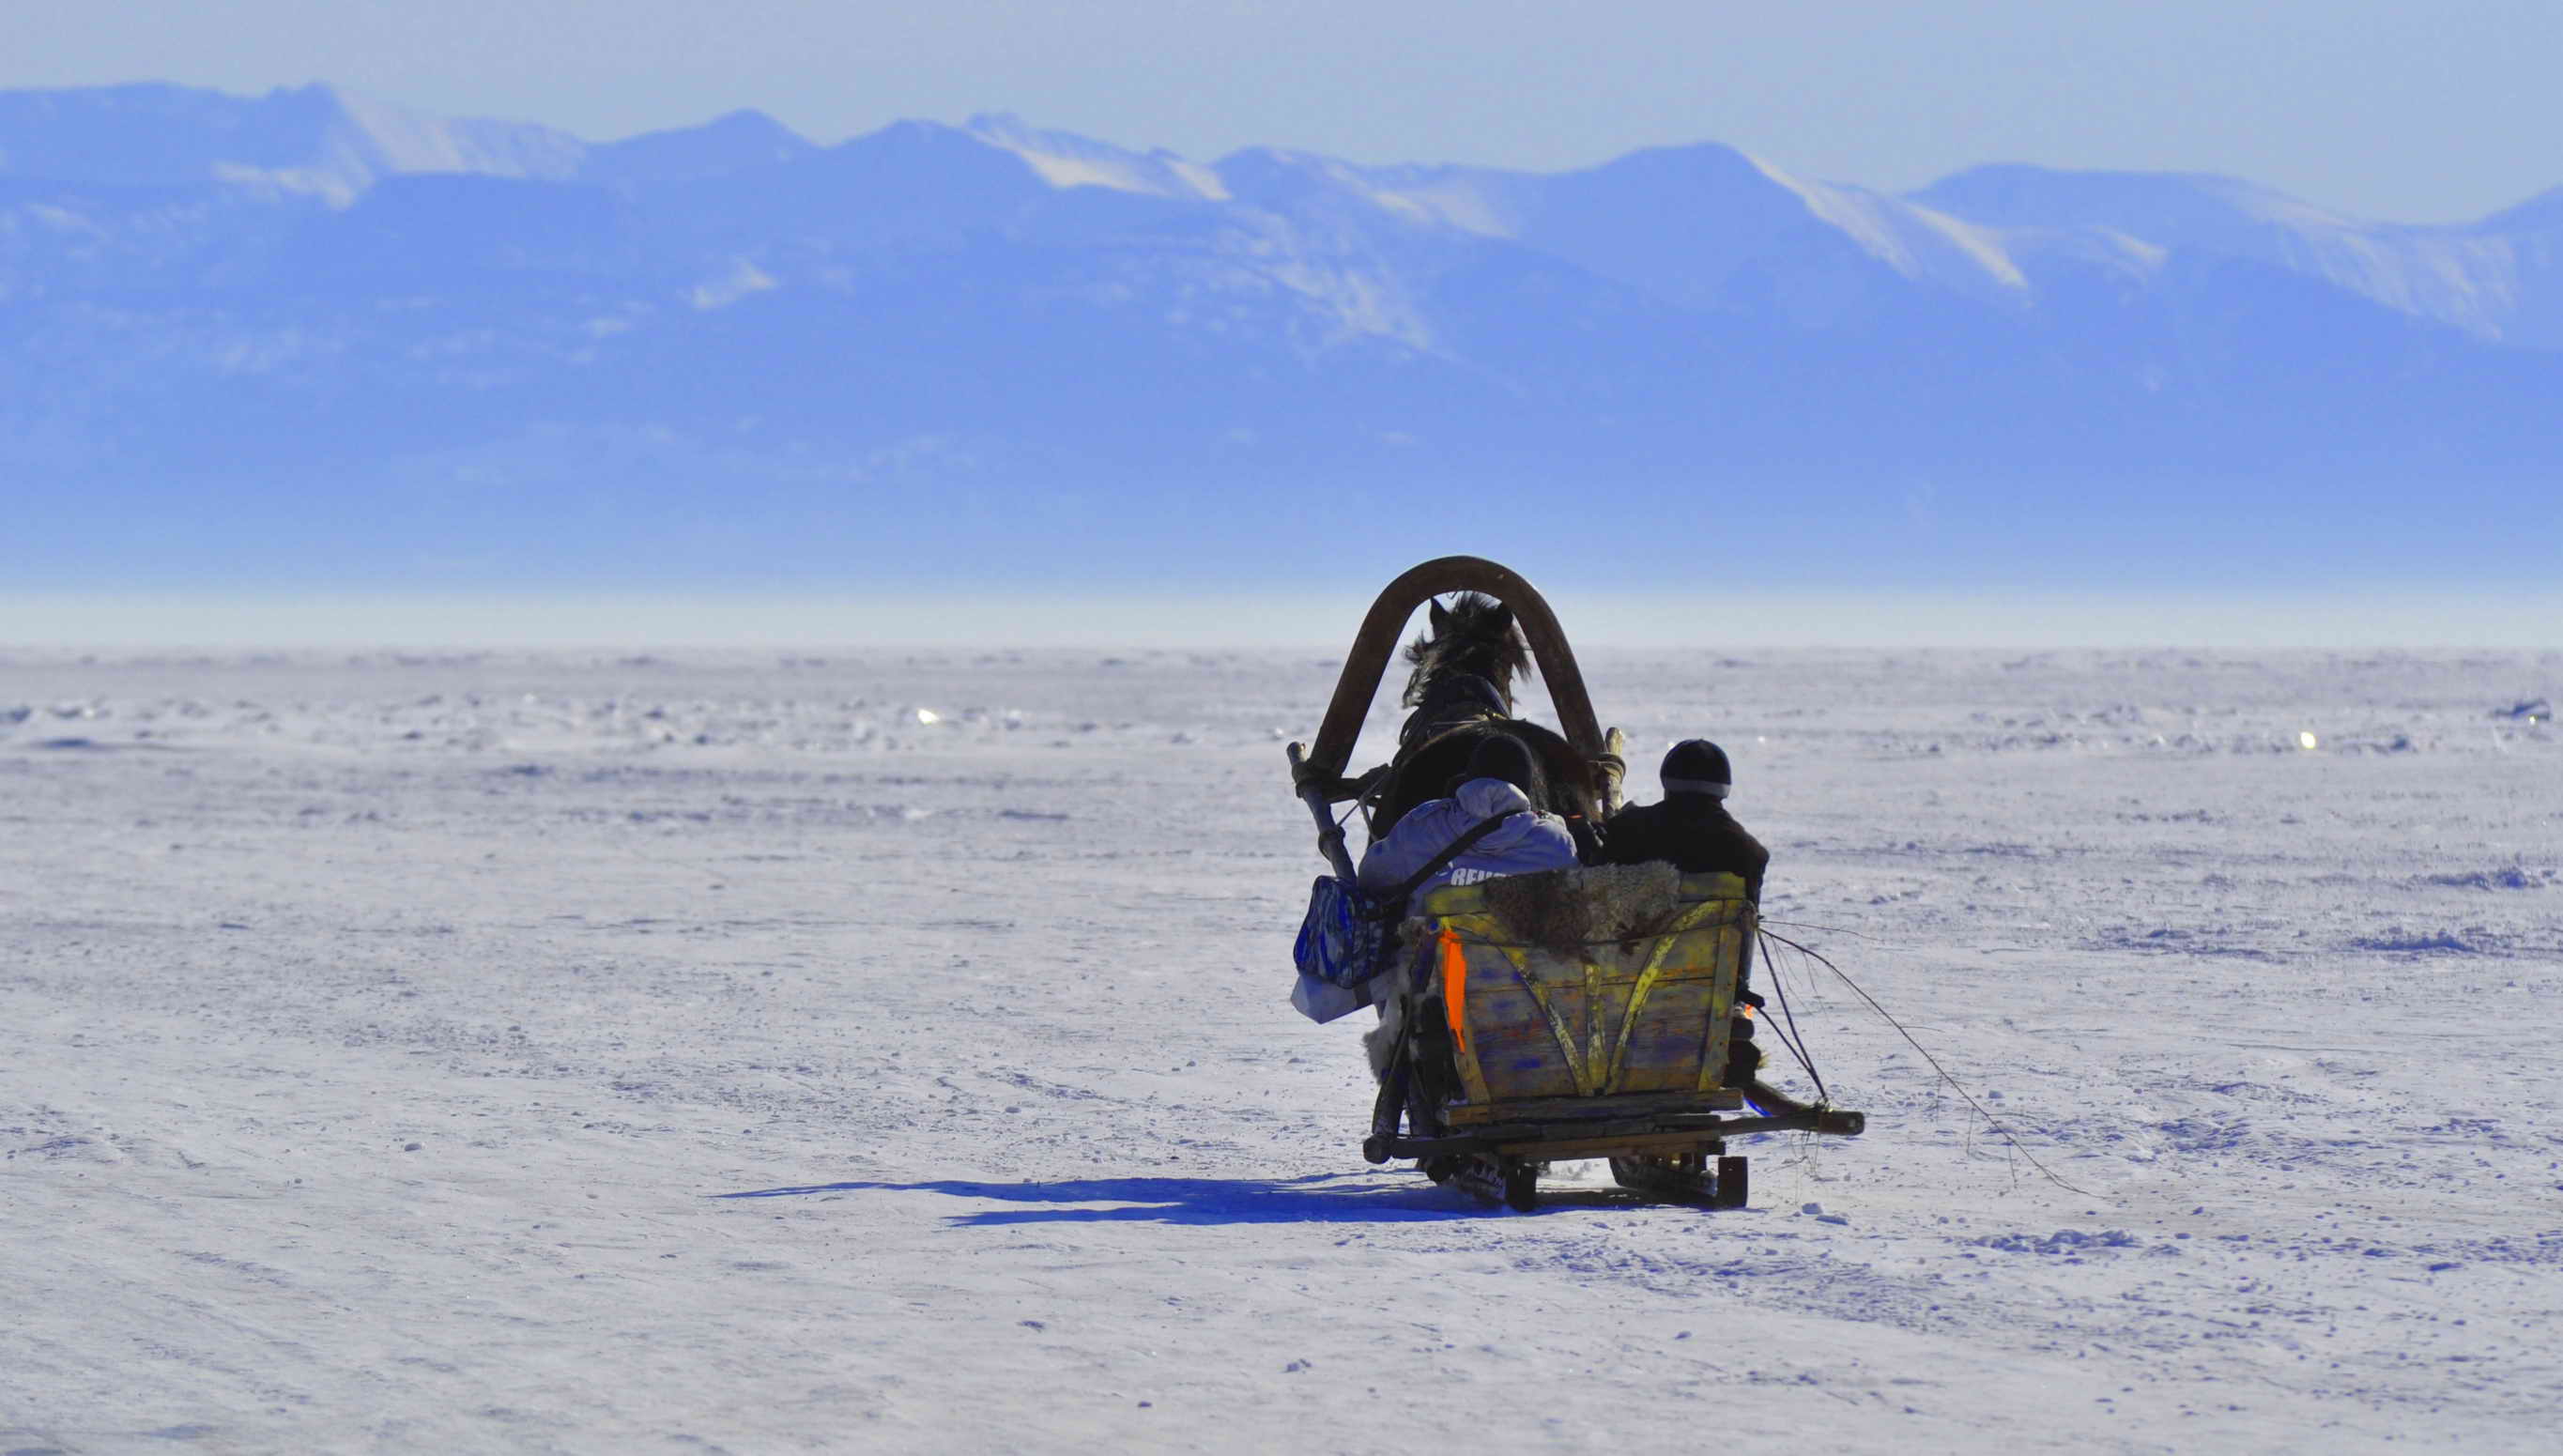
(1757, 927, 2093, 1198)
(1753, 928, 1831, 1106)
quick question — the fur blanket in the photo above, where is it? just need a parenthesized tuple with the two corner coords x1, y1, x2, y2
(1477, 861, 1686, 952)
(1362, 862, 1692, 1078)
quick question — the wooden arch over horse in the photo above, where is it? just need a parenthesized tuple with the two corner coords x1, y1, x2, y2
(1289, 556, 1625, 879)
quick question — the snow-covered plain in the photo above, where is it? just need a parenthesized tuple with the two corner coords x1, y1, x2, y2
(4, 645, 2558, 1453)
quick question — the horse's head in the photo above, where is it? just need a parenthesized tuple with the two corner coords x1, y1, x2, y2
(1401, 592, 1531, 709)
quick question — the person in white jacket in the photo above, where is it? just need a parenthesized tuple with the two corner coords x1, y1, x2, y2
(1357, 735, 1579, 917)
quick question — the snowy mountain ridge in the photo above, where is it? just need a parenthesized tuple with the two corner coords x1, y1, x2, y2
(7, 81, 2558, 342)
(0, 81, 586, 204)
(6, 81, 2562, 590)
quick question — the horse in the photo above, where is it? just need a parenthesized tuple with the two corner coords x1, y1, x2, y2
(1367, 593, 1601, 854)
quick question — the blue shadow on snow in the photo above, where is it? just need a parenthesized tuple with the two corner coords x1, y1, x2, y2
(711, 1172, 1519, 1225)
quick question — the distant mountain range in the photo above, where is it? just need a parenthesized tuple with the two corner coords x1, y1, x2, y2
(5, 82, 2558, 590)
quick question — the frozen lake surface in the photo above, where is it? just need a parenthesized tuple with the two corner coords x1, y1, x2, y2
(5, 646, 2558, 1452)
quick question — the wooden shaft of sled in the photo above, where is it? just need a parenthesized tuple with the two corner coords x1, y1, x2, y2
(1744, 1079, 1867, 1137)
(1288, 741, 1360, 881)
(1307, 556, 1606, 778)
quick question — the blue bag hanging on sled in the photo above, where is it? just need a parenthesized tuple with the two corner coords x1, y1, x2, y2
(1291, 877, 1391, 1023)
(1295, 877, 1391, 988)
(1282, 815, 1517, 1030)
(1286, 809, 1522, 1024)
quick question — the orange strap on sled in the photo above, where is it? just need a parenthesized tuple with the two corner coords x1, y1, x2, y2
(1438, 927, 1469, 1057)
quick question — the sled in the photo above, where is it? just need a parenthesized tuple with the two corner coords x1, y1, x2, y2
(1360, 866, 1862, 1210)
(1287, 557, 1864, 1211)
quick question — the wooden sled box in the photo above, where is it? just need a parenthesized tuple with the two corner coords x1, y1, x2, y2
(1416, 866, 1752, 1122)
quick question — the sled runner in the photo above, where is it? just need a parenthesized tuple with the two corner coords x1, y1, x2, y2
(1287, 557, 1864, 1211)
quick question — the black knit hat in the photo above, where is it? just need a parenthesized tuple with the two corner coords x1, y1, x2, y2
(1661, 740, 1732, 798)
(1450, 734, 1539, 797)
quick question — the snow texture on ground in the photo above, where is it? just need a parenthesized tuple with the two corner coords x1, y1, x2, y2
(4, 647, 2558, 1453)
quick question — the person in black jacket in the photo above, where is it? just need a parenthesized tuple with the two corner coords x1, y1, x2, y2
(1602, 740, 1769, 899)
(1603, 739, 1770, 1087)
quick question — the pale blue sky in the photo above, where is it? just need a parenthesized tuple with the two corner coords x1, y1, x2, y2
(13, 0, 2560, 223)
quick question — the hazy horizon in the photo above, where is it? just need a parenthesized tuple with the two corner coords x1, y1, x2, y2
(10, 590, 2561, 652)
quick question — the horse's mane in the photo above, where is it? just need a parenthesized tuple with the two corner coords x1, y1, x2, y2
(1401, 592, 1532, 708)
